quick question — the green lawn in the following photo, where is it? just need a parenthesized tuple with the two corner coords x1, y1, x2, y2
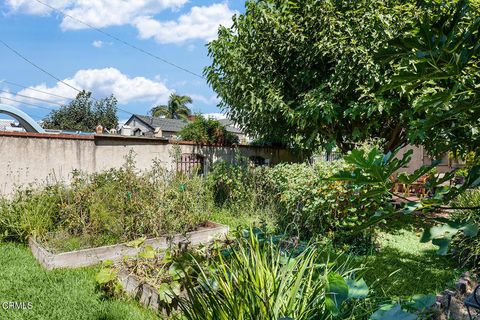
(0, 217, 462, 319)
(357, 224, 462, 298)
(0, 242, 158, 320)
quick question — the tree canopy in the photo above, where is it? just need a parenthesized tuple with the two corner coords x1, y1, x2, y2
(150, 93, 193, 120)
(381, 0, 480, 157)
(43, 91, 118, 132)
(179, 116, 239, 146)
(206, 0, 479, 156)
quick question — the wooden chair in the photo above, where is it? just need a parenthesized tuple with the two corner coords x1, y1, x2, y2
(389, 174, 406, 194)
(407, 174, 429, 198)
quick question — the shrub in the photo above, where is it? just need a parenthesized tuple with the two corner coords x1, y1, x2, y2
(450, 188, 480, 270)
(264, 160, 381, 242)
(0, 186, 63, 241)
(207, 157, 382, 246)
(0, 154, 212, 250)
(207, 158, 268, 205)
(179, 117, 239, 146)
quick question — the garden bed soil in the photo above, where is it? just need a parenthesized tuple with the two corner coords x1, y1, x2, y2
(29, 221, 229, 270)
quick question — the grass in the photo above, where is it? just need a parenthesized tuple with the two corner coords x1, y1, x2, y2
(0, 242, 158, 320)
(211, 210, 460, 299)
(209, 206, 278, 233)
(356, 217, 462, 298)
(0, 214, 462, 319)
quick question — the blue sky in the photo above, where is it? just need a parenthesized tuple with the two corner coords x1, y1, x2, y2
(0, 0, 244, 121)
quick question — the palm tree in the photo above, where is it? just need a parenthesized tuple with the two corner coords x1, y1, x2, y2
(150, 93, 193, 120)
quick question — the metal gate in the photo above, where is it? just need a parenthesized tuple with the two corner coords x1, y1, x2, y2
(176, 153, 205, 176)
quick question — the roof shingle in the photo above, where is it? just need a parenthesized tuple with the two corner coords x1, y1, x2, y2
(134, 115, 243, 134)
(135, 115, 188, 132)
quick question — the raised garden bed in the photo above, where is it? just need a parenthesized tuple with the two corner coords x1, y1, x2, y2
(29, 221, 229, 270)
(117, 269, 183, 313)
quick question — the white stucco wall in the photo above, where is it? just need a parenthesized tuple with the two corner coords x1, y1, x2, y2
(0, 133, 297, 195)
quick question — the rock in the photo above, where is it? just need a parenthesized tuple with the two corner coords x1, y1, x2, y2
(456, 279, 468, 294)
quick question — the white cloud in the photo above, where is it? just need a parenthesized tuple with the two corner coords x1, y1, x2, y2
(5, 0, 188, 30)
(92, 40, 103, 48)
(6, 1, 235, 44)
(134, 3, 235, 44)
(5, 0, 71, 15)
(0, 68, 172, 107)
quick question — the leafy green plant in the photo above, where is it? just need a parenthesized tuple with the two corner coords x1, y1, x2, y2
(179, 230, 369, 319)
(369, 294, 437, 320)
(207, 158, 268, 205)
(179, 116, 239, 146)
(331, 147, 480, 255)
(96, 260, 123, 298)
(450, 188, 480, 270)
(264, 160, 383, 249)
(380, 0, 480, 157)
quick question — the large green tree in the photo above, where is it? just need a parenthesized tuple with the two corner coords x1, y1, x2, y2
(381, 0, 480, 157)
(150, 93, 192, 120)
(206, 0, 479, 156)
(43, 91, 118, 132)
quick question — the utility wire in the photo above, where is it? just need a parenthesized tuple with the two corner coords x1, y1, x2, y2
(33, 0, 205, 80)
(0, 39, 83, 94)
(0, 79, 75, 101)
(0, 89, 64, 107)
(0, 96, 54, 111)
(0, 41, 135, 115)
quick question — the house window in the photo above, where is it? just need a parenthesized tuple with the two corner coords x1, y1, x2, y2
(177, 153, 205, 176)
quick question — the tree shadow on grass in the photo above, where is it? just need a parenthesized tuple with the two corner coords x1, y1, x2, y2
(358, 245, 462, 297)
(378, 212, 440, 236)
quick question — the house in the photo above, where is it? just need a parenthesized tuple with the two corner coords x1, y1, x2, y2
(218, 119, 249, 144)
(123, 114, 247, 141)
(122, 115, 188, 139)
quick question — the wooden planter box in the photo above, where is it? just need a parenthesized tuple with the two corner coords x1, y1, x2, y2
(29, 221, 229, 270)
(117, 269, 183, 313)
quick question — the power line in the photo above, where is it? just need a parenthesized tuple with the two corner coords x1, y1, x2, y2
(0, 96, 54, 111)
(0, 41, 135, 115)
(0, 39, 83, 94)
(33, 0, 205, 80)
(0, 79, 75, 101)
(0, 89, 64, 106)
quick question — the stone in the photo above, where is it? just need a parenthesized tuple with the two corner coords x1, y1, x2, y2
(455, 279, 468, 294)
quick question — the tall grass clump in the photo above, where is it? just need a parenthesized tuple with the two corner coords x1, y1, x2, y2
(0, 185, 63, 241)
(450, 188, 480, 270)
(179, 231, 370, 320)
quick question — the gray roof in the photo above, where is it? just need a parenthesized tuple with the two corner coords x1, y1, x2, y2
(218, 118, 243, 134)
(133, 115, 244, 134)
(134, 115, 188, 132)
